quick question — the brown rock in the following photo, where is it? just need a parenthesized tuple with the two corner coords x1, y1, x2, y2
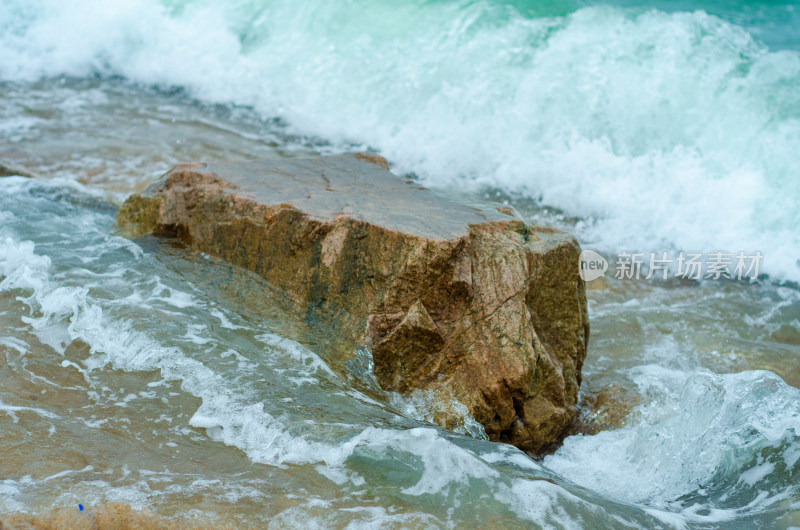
(116, 154, 589, 454)
(0, 161, 36, 178)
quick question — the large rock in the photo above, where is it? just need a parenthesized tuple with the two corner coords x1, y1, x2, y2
(117, 154, 589, 454)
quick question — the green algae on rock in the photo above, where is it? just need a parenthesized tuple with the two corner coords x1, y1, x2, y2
(117, 154, 589, 454)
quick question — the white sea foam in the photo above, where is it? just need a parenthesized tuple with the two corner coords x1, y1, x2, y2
(268, 503, 444, 529)
(255, 332, 336, 377)
(388, 388, 488, 440)
(544, 365, 800, 523)
(0, 231, 327, 466)
(2, 0, 798, 280)
(0, 397, 58, 423)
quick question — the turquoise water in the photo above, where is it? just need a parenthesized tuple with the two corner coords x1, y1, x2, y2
(602, 0, 800, 50)
(1, 1, 800, 527)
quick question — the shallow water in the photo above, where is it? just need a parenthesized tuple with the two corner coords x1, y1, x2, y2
(2, 0, 800, 528)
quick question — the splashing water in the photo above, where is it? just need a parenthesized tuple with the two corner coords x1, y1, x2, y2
(1, 0, 799, 279)
(1, 0, 800, 527)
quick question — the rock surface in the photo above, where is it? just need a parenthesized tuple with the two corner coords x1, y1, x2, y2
(0, 161, 36, 178)
(117, 154, 589, 453)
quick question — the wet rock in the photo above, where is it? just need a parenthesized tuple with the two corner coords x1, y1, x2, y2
(0, 161, 36, 178)
(117, 154, 589, 454)
(567, 384, 641, 437)
(772, 324, 800, 345)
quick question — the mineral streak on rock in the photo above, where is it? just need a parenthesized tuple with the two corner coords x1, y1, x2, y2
(117, 154, 589, 454)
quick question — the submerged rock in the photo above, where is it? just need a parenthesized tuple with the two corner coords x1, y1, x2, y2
(0, 502, 228, 529)
(0, 161, 36, 178)
(117, 154, 589, 454)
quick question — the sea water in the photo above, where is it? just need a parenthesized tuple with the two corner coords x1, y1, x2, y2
(1, 1, 799, 528)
